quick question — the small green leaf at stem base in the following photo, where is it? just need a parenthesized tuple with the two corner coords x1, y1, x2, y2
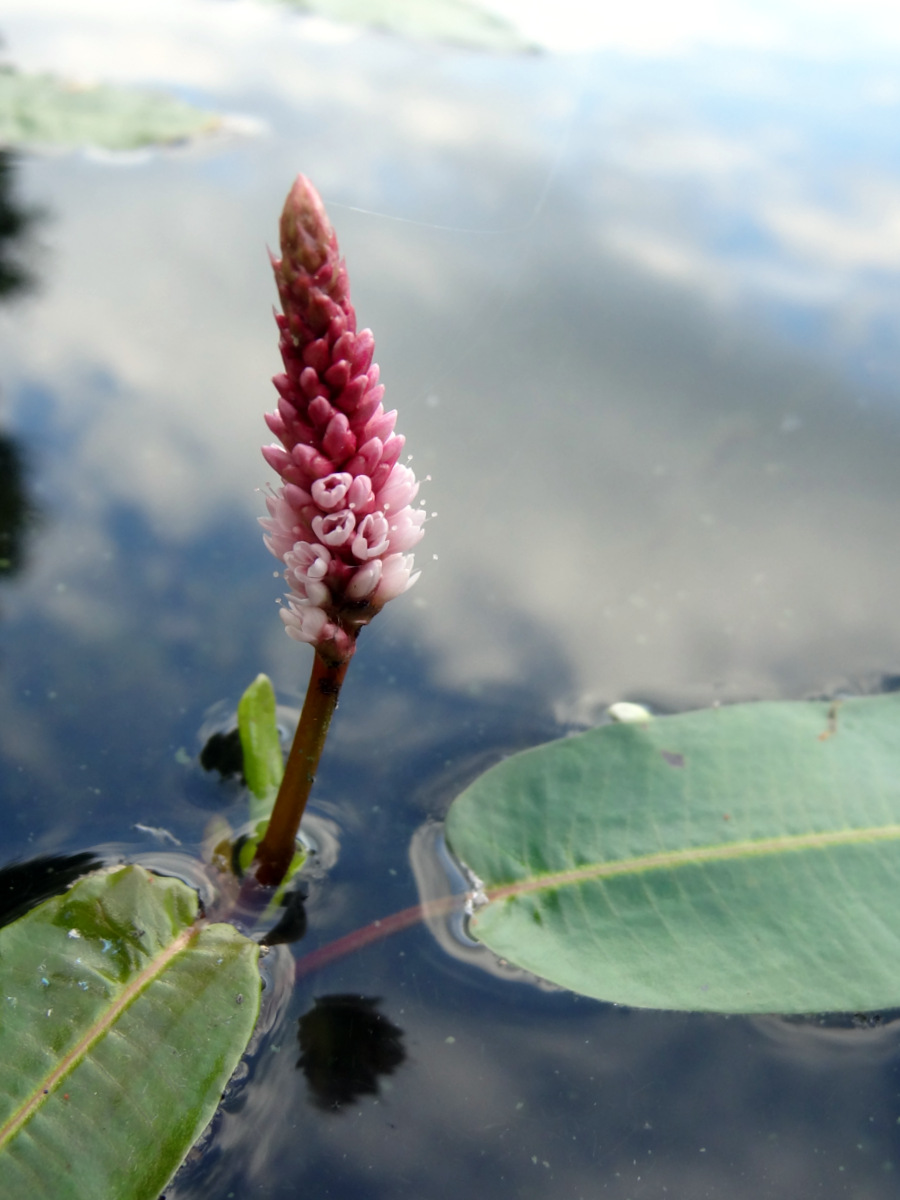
(237, 673, 285, 820)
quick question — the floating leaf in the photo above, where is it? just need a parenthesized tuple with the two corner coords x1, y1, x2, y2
(0, 865, 260, 1199)
(446, 693, 900, 1013)
(0, 68, 220, 151)
(274, 0, 536, 52)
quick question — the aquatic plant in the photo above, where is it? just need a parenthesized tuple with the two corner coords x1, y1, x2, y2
(254, 175, 425, 885)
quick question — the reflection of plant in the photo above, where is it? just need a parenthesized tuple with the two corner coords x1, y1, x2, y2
(297, 994, 405, 1112)
(0, 433, 33, 577)
(0, 151, 39, 299)
(0, 152, 41, 582)
(0, 851, 102, 926)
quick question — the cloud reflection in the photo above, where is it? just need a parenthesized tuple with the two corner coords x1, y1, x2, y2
(2, 0, 900, 803)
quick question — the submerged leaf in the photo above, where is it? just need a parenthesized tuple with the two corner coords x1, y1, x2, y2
(446, 693, 900, 1013)
(0, 865, 260, 1199)
(0, 68, 220, 151)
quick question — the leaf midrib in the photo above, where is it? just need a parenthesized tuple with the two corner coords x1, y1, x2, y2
(0, 923, 199, 1150)
(486, 823, 900, 902)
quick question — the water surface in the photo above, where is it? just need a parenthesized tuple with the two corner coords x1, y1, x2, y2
(1, 2, 900, 1195)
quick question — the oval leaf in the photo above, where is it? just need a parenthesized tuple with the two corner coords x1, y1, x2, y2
(446, 693, 900, 1014)
(0, 864, 260, 1199)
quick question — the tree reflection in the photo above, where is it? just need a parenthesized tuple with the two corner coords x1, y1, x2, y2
(0, 434, 33, 578)
(0, 851, 103, 926)
(0, 150, 38, 300)
(0, 149, 41, 581)
(296, 994, 406, 1112)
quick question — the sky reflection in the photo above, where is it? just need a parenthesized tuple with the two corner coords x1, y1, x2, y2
(0, 6, 897, 717)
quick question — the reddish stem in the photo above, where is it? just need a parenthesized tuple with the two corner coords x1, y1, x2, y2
(253, 653, 350, 887)
(293, 893, 465, 980)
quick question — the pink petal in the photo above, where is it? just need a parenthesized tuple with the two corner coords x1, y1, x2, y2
(312, 509, 356, 546)
(311, 472, 353, 511)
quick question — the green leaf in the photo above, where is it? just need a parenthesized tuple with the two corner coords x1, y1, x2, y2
(218, 676, 305, 890)
(446, 693, 900, 1014)
(238, 673, 285, 818)
(0, 68, 220, 151)
(273, 0, 537, 52)
(0, 865, 260, 1199)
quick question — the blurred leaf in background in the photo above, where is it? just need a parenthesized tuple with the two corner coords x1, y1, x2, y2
(0, 67, 221, 151)
(272, 0, 537, 51)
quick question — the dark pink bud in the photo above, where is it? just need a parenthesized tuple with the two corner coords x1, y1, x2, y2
(262, 444, 293, 476)
(303, 338, 331, 373)
(265, 412, 287, 440)
(332, 331, 356, 361)
(350, 330, 375, 374)
(292, 444, 334, 479)
(283, 482, 312, 510)
(351, 387, 383, 427)
(276, 395, 299, 424)
(346, 474, 374, 513)
(363, 409, 397, 444)
(308, 396, 335, 428)
(322, 412, 356, 462)
(363, 383, 385, 413)
(346, 437, 383, 477)
(324, 360, 351, 390)
(380, 434, 405, 471)
(278, 174, 334, 278)
(300, 366, 326, 399)
(272, 373, 294, 399)
(328, 314, 350, 342)
(369, 461, 392, 493)
(334, 377, 367, 414)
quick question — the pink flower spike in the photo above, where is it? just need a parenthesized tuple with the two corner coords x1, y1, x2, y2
(262, 174, 426, 667)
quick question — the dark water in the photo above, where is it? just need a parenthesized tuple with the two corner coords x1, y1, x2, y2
(2, 4, 900, 1195)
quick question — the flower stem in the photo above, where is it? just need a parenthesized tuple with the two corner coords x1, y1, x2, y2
(253, 652, 350, 887)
